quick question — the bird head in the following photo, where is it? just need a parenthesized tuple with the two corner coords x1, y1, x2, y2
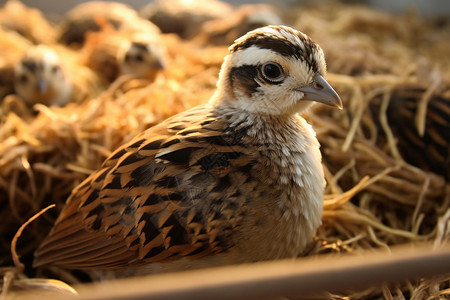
(118, 33, 166, 81)
(215, 25, 342, 116)
(14, 45, 71, 106)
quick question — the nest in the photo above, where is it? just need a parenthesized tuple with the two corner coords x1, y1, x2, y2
(0, 1, 449, 299)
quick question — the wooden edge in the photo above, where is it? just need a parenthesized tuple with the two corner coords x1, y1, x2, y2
(15, 243, 450, 300)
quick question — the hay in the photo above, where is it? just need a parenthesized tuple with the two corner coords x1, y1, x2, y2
(0, 1, 449, 299)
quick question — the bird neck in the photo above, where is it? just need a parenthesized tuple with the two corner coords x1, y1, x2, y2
(210, 96, 303, 146)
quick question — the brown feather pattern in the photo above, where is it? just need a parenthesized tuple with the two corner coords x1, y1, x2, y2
(34, 104, 258, 268)
(33, 25, 336, 271)
(386, 87, 450, 180)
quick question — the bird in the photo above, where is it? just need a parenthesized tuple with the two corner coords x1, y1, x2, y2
(58, 1, 160, 47)
(384, 86, 450, 180)
(196, 4, 284, 46)
(0, 0, 56, 44)
(116, 32, 166, 81)
(0, 27, 32, 102)
(140, 0, 233, 39)
(69, 3, 165, 83)
(82, 29, 166, 84)
(33, 25, 342, 276)
(14, 45, 73, 107)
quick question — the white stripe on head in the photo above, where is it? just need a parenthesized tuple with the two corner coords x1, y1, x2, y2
(230, 25, 326, 76)
(231, 46, 288, 67)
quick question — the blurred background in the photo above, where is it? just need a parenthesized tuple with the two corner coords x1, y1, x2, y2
(1, 0, 450, 17)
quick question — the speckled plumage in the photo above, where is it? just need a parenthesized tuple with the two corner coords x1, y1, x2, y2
(384, 86, 450, 180)
(34, 25, 342, 274)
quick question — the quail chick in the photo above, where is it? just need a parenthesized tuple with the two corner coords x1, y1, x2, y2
(69, 2, 165, 83)
(117, 32, 166, 81)
(140, 0, 233, 39)
(58, 1, 160, 47)
(0, 0, 56, 44)
(197, 4, 284, 46)
(0, 27, 32, 101)
(14, 45, 73, 107)
(82, 29, 165, 84)
(34, 25, 342, 275)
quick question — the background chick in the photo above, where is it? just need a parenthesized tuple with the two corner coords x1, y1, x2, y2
(14, 45, 73, 107)
(0, 0, 56, 44)
(82, 28, 165, 84)
(140, 0, 233, 39)
(60, 1, 164, 84)
(58, 1, 160, 48)
(196, 4, 284, 46)
(117, 32, 166, 81)
(14, 44, 101, 108)
(0, 27, 32, 102)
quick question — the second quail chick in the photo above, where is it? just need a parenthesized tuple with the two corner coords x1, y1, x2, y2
(0, 27, 32, 102)
(83, 29, 165, 84)
(117, 33, 166, 81)
(58, 1, 160, 47)
(14, 45, 73, 107)
(0, 0, 56, 44)
(197, 4, 284, 46)
(34, 25, 342, 276)
(140, 0, 233, 39)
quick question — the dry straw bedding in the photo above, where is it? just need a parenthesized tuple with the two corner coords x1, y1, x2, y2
(0, 2, 449, 299)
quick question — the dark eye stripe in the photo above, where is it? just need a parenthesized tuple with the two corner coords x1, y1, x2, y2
(131, 42, 148, 51)
(228, 65, 260, 97)
(22, 60, 37, 72)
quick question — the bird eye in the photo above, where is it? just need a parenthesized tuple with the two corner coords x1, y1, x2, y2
(125, 53, 144, 63)
(134, 54, 144, 62)
(261, 62, 285, 83)
(19, 74, 28, 84)
(51, 65, 60, 74)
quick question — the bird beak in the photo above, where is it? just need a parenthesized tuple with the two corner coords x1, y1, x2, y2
(297, 74, 343, 109)
(153, 59, 165, 70)
(37, 80, 49, 93)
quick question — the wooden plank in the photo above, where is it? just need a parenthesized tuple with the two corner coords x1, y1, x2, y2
(17, 243, 450, 300)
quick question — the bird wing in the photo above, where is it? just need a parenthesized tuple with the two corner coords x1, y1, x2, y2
(386, 87, 450, 180)
(34, 105, 256, 269)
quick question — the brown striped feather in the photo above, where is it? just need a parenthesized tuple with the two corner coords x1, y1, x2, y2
(34, 104, 255, 269)
(386, 86, 450, 180)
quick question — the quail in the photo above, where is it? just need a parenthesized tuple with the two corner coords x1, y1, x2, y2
(384, 86, 450, 180)
(140, 0, 233, 39)
(117, 32, 166, 81)
(58, 1, 160, 47)
(82, 29, 165, 83)
(68, 2, 164, 83)
(197, 4, 283, 46)
(14, 45, 73, 107)
(0, 0, 56, 44)
(0, 27, 32, 101)
(34, 25, 342, 275)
